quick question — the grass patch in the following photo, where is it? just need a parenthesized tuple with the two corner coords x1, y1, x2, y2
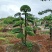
(41, 31, 50, 35)
(0, 37, 6, 40)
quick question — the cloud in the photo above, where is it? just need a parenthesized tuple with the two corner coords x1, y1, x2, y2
(0, 0, 52, 18)
(0, 5, 20, 17)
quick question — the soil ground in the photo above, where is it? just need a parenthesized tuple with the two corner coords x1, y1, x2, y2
(27, 35, 52, 52)
(0, 34, 52, 52)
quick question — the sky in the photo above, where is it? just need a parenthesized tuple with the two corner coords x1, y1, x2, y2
(0, 0, 52, 18)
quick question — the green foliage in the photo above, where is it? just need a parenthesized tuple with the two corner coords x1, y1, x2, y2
(0, 27, 3, 31)
(38, 9, 52, 15)
(33, 26, 41, 30)
(41, 0, 51, 1)
(44, 15, 52, 21)
(26, 41, 33, 52)
(27, 31, 34, 36)
(14, 12, 21, 17)
(27, 19, 34, 24)
(27, 14, 35, 24)
(26, 41, 33, 47)
(12, 28, 22, 33)
(38, 12, 43, 15)
(3, 16, 14, 24)
(13, 20, 24, 27)
(0, 37, 6, 40)
(27, 16, 34, 20)
(38, 9, 52, 28)
(0, 37, 10, 44)
(17, 33, 24, 38)
(13, 18, 20, 22)
(42, 15, 52, 28)
(20, 5, 31, 12)
(25, 26, 33, 31)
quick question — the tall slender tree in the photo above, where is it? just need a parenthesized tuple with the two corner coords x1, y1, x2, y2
(20, 5, 31, 44)
(13, 5, 34, 45)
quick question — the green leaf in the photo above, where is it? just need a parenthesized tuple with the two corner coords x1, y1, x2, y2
(13, 18, 20, 22)
(27, 31, 34, 36)
(17, 33, 24, 38)
(3, 16, 14, 24)
(27, 19, 34, 23)
(26, 41, 33, 47)
(20, 5, 31, 12)
(13, 20, 24, 27)
(27, 16, 34, 24)
(27, 16, 34, 20)
(25, 26, 33, 31)
(12, 28, 22, 33)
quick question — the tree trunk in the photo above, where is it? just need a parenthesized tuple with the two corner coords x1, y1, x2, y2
(19, 14, 24, 43)
(25, 12, 27, 45)
(19, 15, 22, 29)
(50, 28, 52, 40)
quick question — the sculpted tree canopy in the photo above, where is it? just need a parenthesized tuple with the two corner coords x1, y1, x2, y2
(38, 9, 52, 15)
(41, 0, 51, 1)
(14, 12, 21, 17)
(20, 5, 31, 12)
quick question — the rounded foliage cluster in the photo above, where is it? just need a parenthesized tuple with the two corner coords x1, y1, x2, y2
(20, 5, 31, 12)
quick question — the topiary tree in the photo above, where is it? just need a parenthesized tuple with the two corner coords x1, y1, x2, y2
(38, 9, 52, 40)
(12, 5, 35, 46)
(41, 0, 50, 1)
(42, 15, 52, 39)
(20, 5, 32, 44)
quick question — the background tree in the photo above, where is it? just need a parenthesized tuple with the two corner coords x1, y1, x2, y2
(38, 9, 52, 40)
(3, 16, 14, 24)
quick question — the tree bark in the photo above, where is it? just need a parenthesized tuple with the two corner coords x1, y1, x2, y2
(50, 28, 52, 40)
(25, 12, 27, 45)
(19, 14, 24, 43)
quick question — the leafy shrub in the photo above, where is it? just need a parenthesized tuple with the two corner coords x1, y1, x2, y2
(17, 33, 25, 38)
(12, 28, 22, 33)
(3, 16, 14, 24)
(26, 41, 33, 52)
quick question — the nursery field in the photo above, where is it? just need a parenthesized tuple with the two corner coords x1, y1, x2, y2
(0, 14, 52, 52)
(0, 27, 51, 52)
(0, 2, 52, 52)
